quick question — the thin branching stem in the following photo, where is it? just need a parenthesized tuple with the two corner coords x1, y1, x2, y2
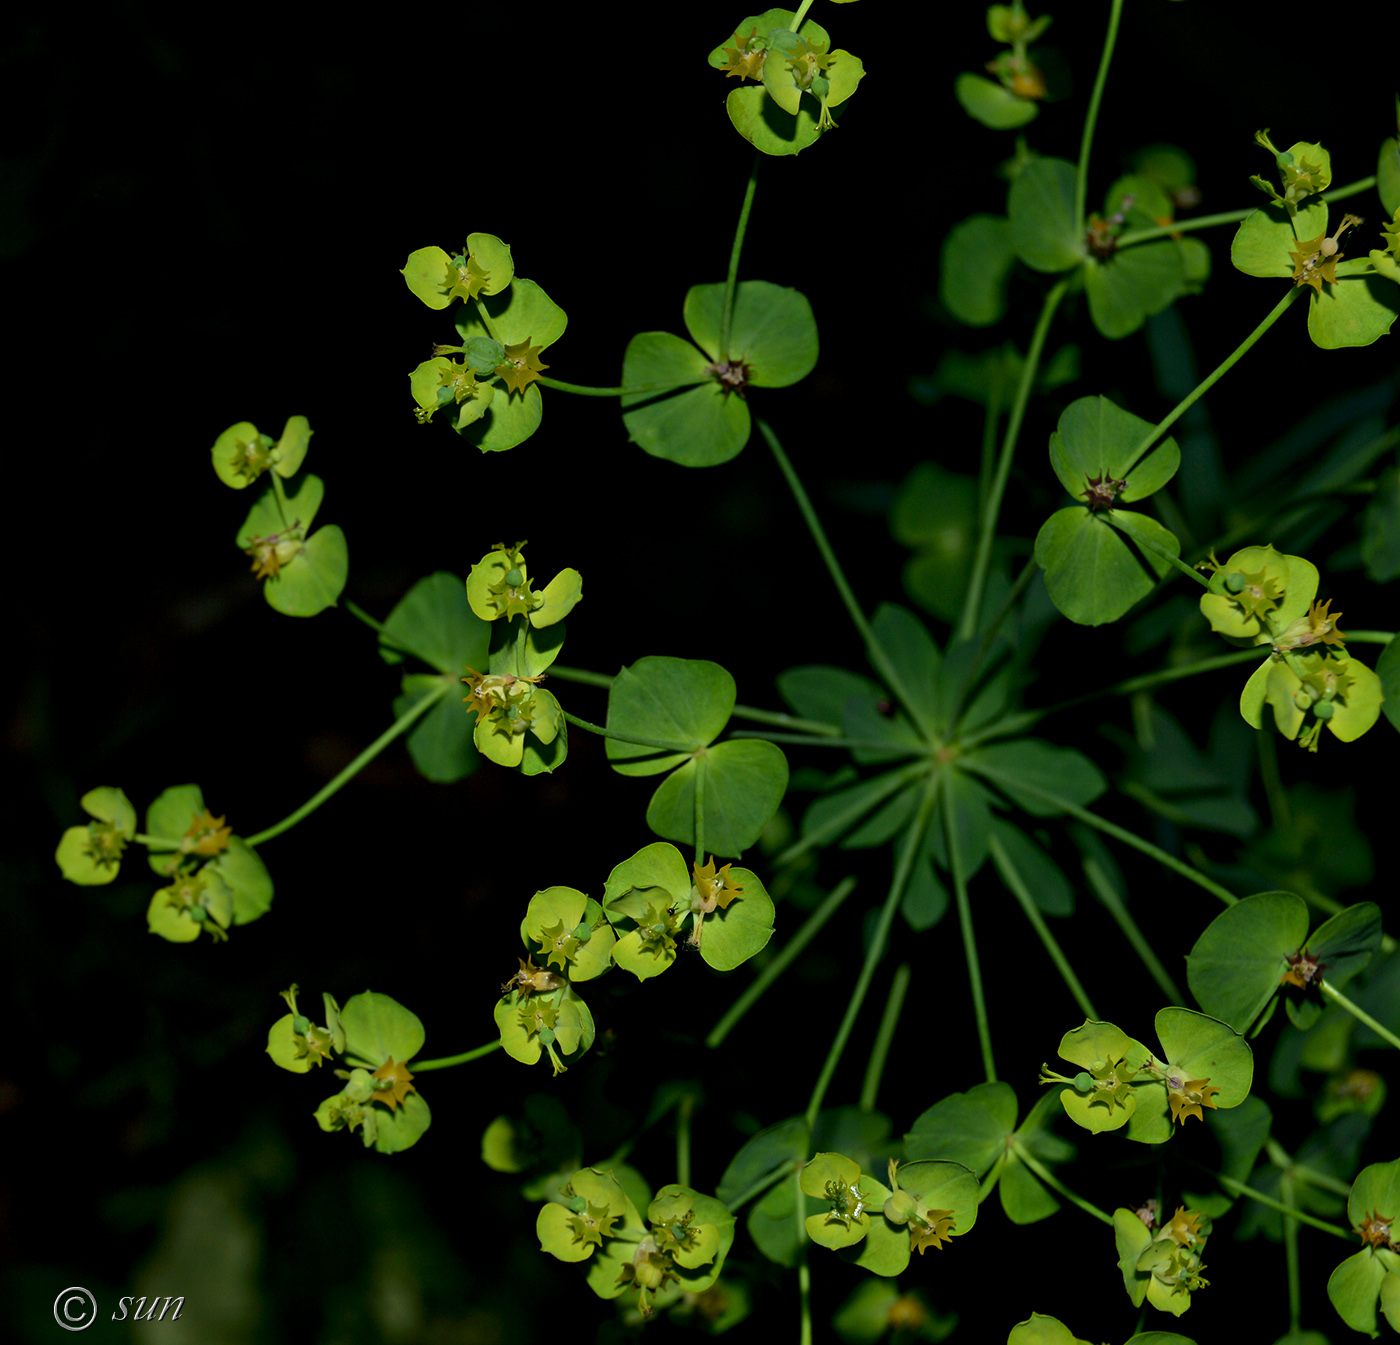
(1072, 0, 1126, 236)
(947, 797, 996, 1083)
(1014, 1144, 1114, 1227)
(1321, 980, 1400, 1053)
(1081, 848, 1188, 1005)
(414, 1041, 502, 1071)
(721, 153, 761, 361)
(860, 963, 911, 1112)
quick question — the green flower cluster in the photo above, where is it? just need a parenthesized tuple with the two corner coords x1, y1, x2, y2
(266, 987, 432, 1154)
(1199, 545, 1383, 751)
(1114, 1203, 1213, 1317)
(955, 2, 1054, 131)
(537, 1168, 735, 1319)
(55, 783, 273, 944)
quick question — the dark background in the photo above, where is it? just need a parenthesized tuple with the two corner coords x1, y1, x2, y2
(3, 3, 1396, 1341)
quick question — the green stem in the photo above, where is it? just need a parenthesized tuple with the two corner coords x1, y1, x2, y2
(244, 680, 452, 847)
(761, 418, 933, 741)
(694, 753, 707, 864)
(979, 363, 1003, 510)
(859, 964, 911, 1112)
(1345, 631, 1395, 644)
(1281, 1171, 1302, 1334)
(1262, 1139, 1354, 1198)
(707, 878, 858, 1049)
(798, 1248, 812, 1345)
(1206, 1170, 1353, 1240)
(1072, 0, 1126, 236)
(345, 600, 386, 637)
(270, 472, 291, 529)
(1081, 847, 1187, 1005)
(962, 650, 1264, 748)
(1328, 174, 1380, 204)
(958, 278, 1070, 641)
(727, 731, 919, 753)
(720, 153, 761, 362)
(1125, 286, 1303, 470)
(536, 376, 705, 397)
(990, 833, 1098, 1019)
(413, 1040, 502, 1071)
(1013, 1143, 1115, 1227)
(1256, 729, 1291, 833)
(676, 1093, 693, 1189)
(970, 770, 1240, 909)
(559, 710, 694, 755)
(803, 775, 940, 1130)
(1320, 980, 1400, 1052)
(470, 298, 500, 342)
(1117, 207, 1255, 248)
(770, 762, 930, 869)
(790, 0, 815, 30)
(947, 793, 996, 1083)
(1102, 513, 1209, 588)
(724, 1159, 801, 1214)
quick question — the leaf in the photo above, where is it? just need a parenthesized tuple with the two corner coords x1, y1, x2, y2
(621, 334, 750, 466)
(940, 215, 1017, 326)
(1048, 396, 1181, 502)
(605, 656, 735, 775)
(869, 604, 941, 738)
(1035, 507, 1179, 626)
(1307, 275, 1400, 350)
(683, 280, 818, 387)
(1309, 902, 1383, 993)
(724, 85, 823, 157)
(372, 1090, 432, 1154)
(206, 838, 273, 925)
(775, 664, 879, 727)
(1377, 635, 1400, 735)
(1008, 158, 1081, 273)
(645, 740, 789, 857)
(380, 571, 490, 675)
(1230, 201, 1328, 278)
(340, 991, 426, 1068)
(965, 738, 1106, 816)
(717, 1115, 808, 1206)
(989, 819, 1075, 915)
(263, 524, 348, 617)
(393, 676, 478, 784)
(955, 72, 1038, 130)
(1185, 891, 1310, 1033)
(905, 1082, 1017, 1173)
(1084, 242, 1186, 340)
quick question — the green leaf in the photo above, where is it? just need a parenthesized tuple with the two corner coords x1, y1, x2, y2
(935, 768, 992, 878)
(606, 656, 735, 775)
(1035, 506, 1179, 626)
(1048, 396, 1181, 502)
(645, 740, 789, 857)
(1084, 242, 1186, 340)
(748, 1173, 803, 1266)
(1309, 902, 1383, 993)
(621, 332, 749, 467)
(371, 1091, 432, 1154)
(940, 215, 1016, 326)
(604, 842, 690, 905)
(1230, 201, 1328, 278)
(206, 837, 273, 925)
(1362, 466, 1400, 582)
(694, 864, 775, 970)
(988, 819, 1075, 915)
(235, 472, 324, 545)
(145, 784, 206, 854)
(1185, 891, 1310, 1033)
(683, 280, 818, 387)
(724, 85, 823, 157)
(775, 664, 878, 728)
(802, 773, 920, 850)
(870, 604, 940, 738)
(273, 414, 312, 478)
(394, 675, 477, 784)
(1008, 158, 1081, 273)
(1377, 635, 1400, 735)
(265, 525, 347, 617)
(381, 571, 490, 675)
(965, 739, 1106, 816)
(905, 1082, 1017, 1173)
(717, 1115, 809, 1206)
(1328, 1249, 1391, 1337)
(340, 991, 426, 1068)
(955, 73, 1038, 130)
(1056, 1021, 1151, 1133)
(1307, 275, 1400, 350)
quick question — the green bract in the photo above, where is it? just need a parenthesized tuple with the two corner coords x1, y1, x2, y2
(400, 233, 514, 309)
(1034, 396, 1182, 625)
(850, 1159, 979, 1277)
(465, 541, 581, 628)
(211, 415, 311, 489)
(495, 975, 595, 1076)
(605, 656, 788, 854)
(521, 886, 615, 982)
(1327, 1158, 1400, 1336)
(55, 786, 137, 885)
(603, 841, 775, 975)
(622, 280, 817, 466)
(235, 472, 348, 617)
(266, 985, 344, 1074)
(1113, 1204, 1212, 1316)
(801, 1152, 881, 1250)
(708, 11, 864, 156)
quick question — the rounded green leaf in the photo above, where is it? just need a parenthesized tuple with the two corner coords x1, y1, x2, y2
(940, 215, 1016, 327)
(1056, 1020, 1151, 1134)
(457, 276, 564, 351)
(694, 864, 775, 971)
(266, 1013, 317, 1074)
(146, 888, 203, 943)
(206, 837, 273, 924)
(1048, 396, 1181, 503)
(263, 523, 347, 617)
(605, 657, 735, 776)
(1035, 506, 1179, 626)
(604, 841, 692, 906)
(644, 739, 789, 857)
(393, 676, 479, 784)
(457, 381, 542, 453)
(724, 85, 823, 157)
(800, 1153, 875, 1250)
(371, 1090, 431, 1154)
(211, 421, 273, 489)
(273, 414, 312, 477)
(717, 1115, 809, 1205)
(1084, 242, 1186, 340)
(1230, 201, 1328, 278)
(382, 571, 490, 674)
(466, 231, 514, 295)
(683, 280, 818, 387)
(340, 990, 425, 1068)
(1009, 158, 1082, 273)
(1154, 1007, 1254, 1108)
(145, 784, 206, 855)
(621, 330, 748, 466)
(1309, 901, 1383, 990)
(954, 73, 1038, 130)
(401, 245, 456, 309)
(1328, 1249, 1391, 1336)
(56, 826, 120, 885)
(1308, 274, 1400, 349)
(237, 473, 324, 547)
(532, 568, 582, 628)
(989, 819, 1074, 915)
(1008, 1314, 1090, 1345)
(1186, 891, 1310, 1033)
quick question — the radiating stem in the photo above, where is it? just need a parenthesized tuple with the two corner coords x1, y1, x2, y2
(1014, 1143, 1114, 1226)
(948, 797, 996, 1083)
(1073, 0, 1126, 235)
(414, 1041, 502, 1071)
(803, 775, 940, 1130)
(990, 833, 1098, 1019)
(676, 1093, 693, 1189)
(345, 600, 386, 637)
(724, 1159, 801, 1214)
(1125, 286, 1303, 469)
(1281, 1170, 1302, 1334)
(270, 472, 290, 528)
(721, 153, 761, 362)
(771, 763, 930, 869)
(797, 1247, 812, 1345)
(860, 964, 911, 1111)
(537, 376, 704, 397)
(1206, 1170, 1353, 1240)
(244, 680, 452, 847)
(761, 419, 933, 740)
(1081, 847, 1186, 1004)
(707, 878, 858, 1049)
(559, 710, 692, 754)
(957, 278, 1070, 641)
(1320, 980, 1400, 1052)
